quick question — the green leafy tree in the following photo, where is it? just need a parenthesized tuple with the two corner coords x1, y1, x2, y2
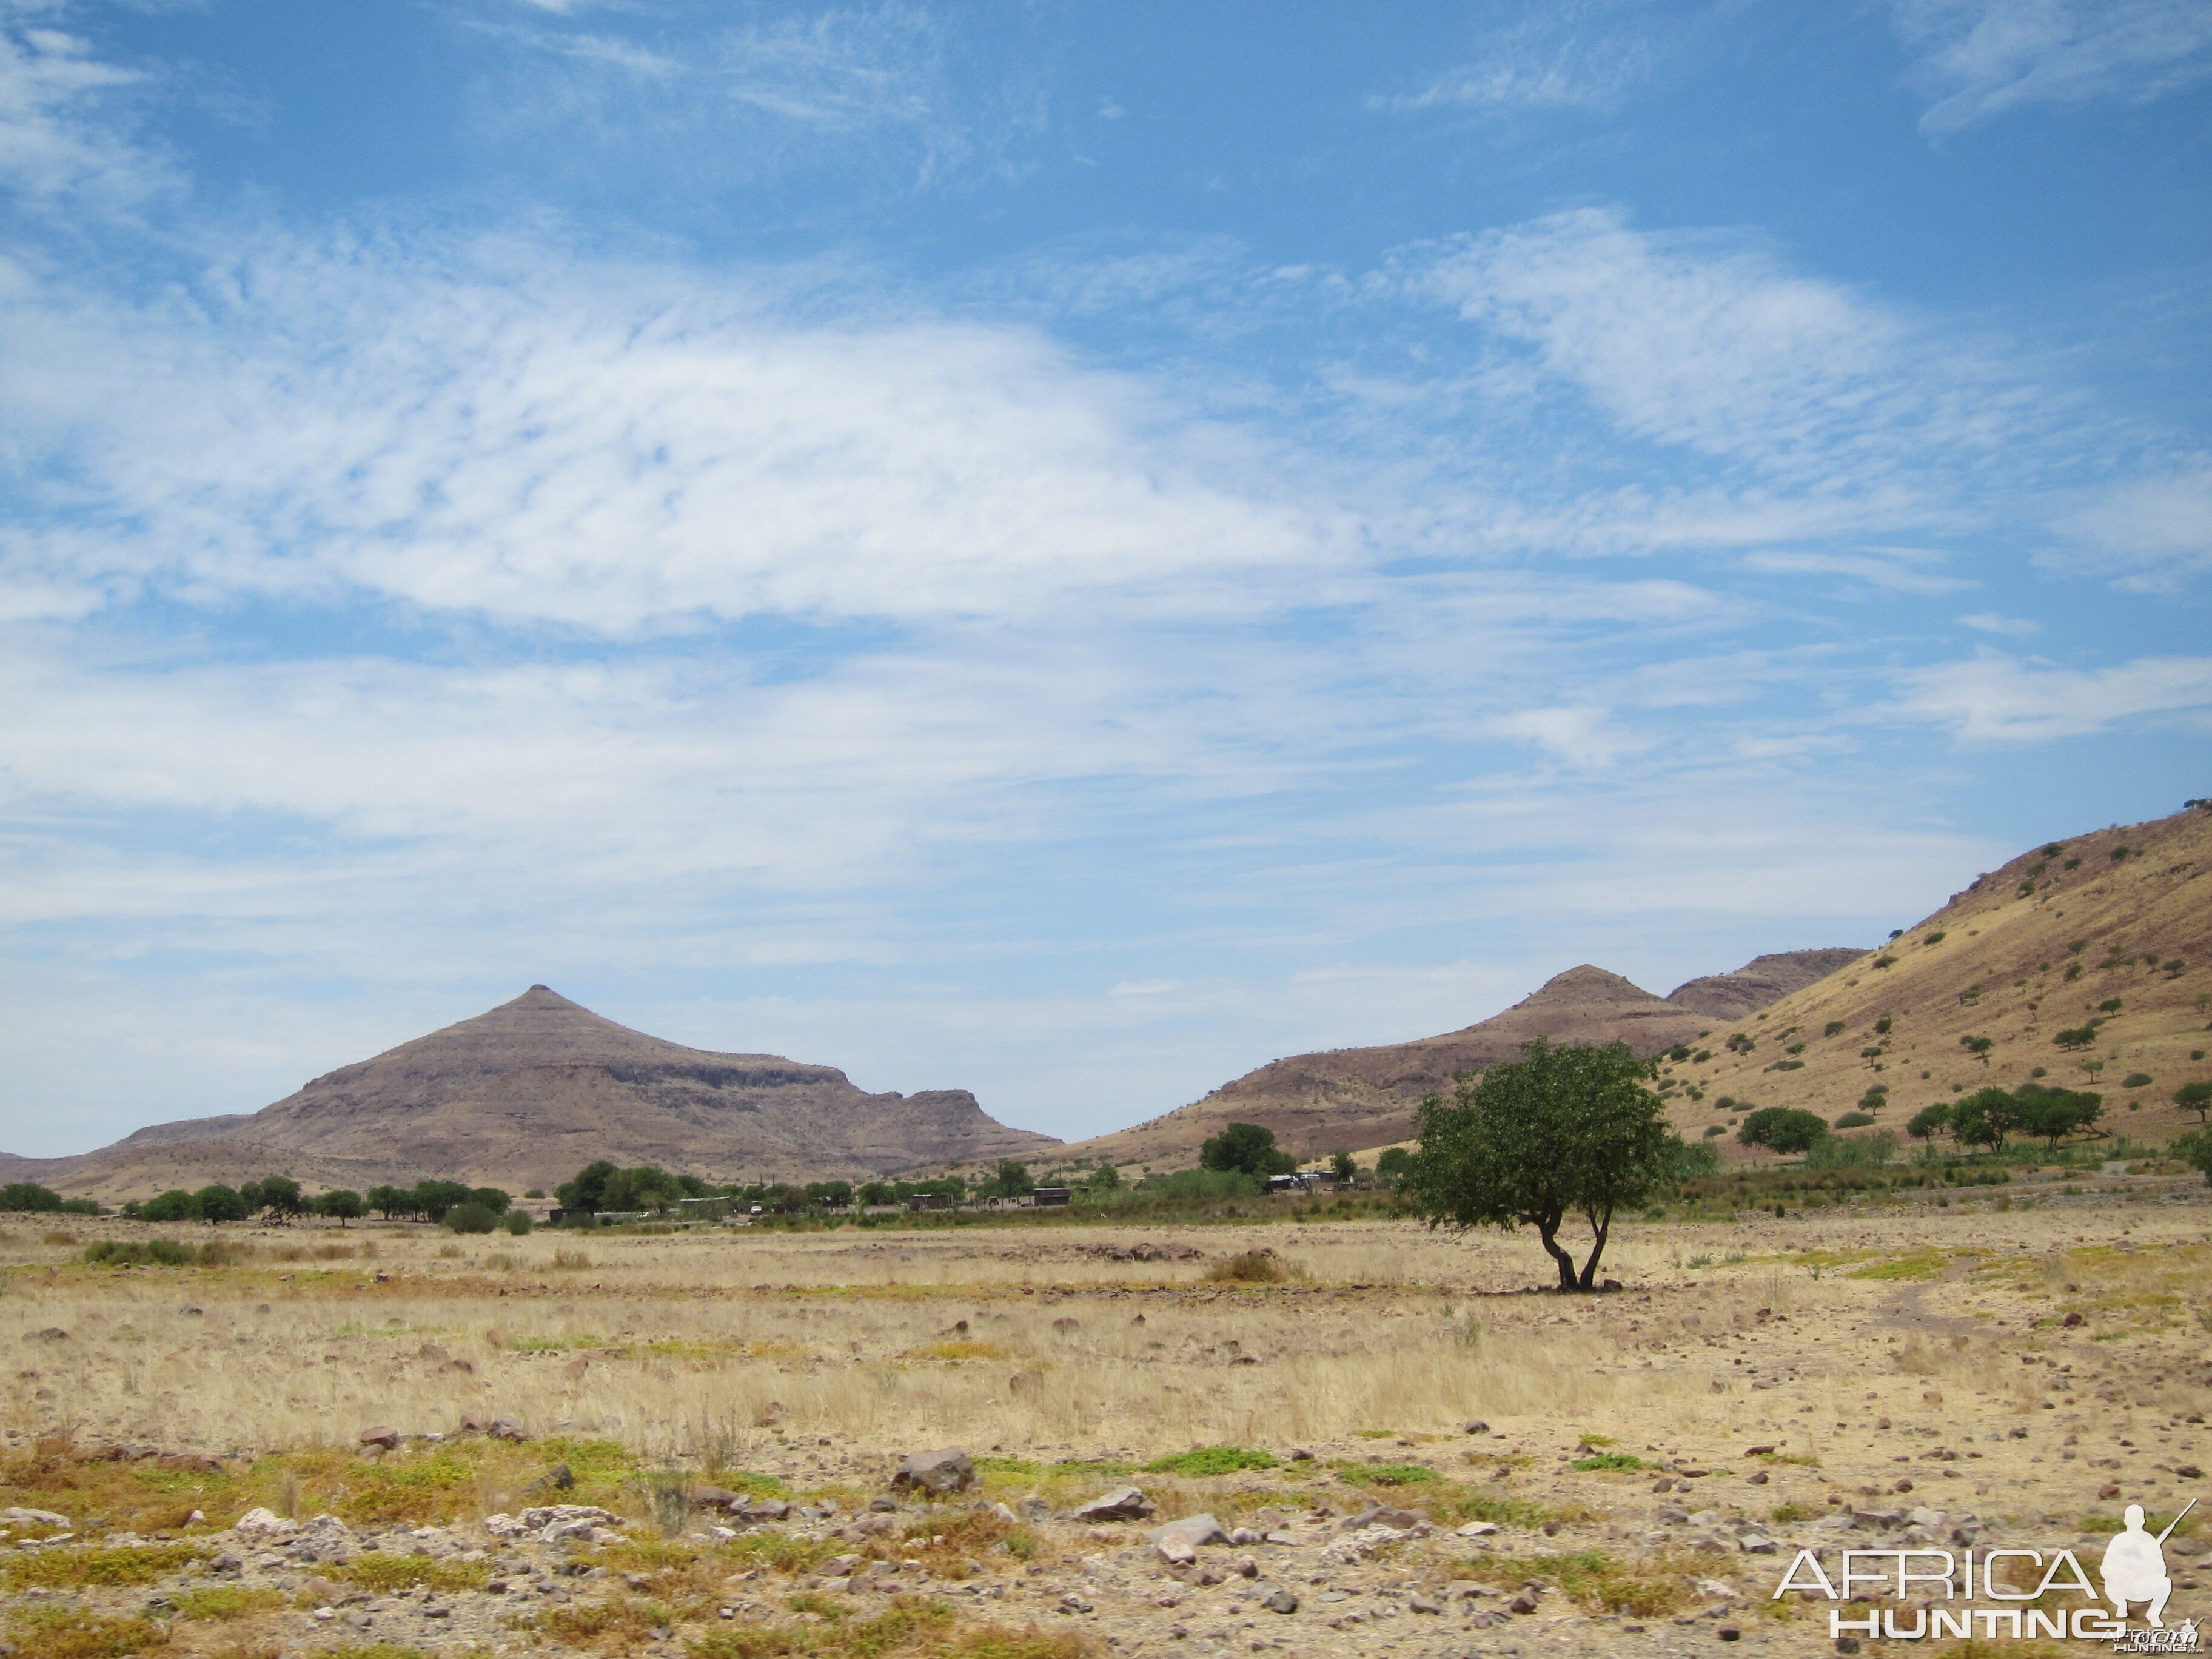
(1949, 1087, 2020, 1151)
(1672, 1137, 1721, 1179)
(468, 1187, 512, 1216)
(2175, 1131, 2212, 1187)
(2011, 1084, 2103, 1146)
(598, 1166, 682, 1214)
(555, 1161, 618, 1215)
(990, 1160, 1034, 1199)
(141, 1188, 200, 1222)
(1404, 1037, 1675, 1292)
(857, 1181, 895, 1207)
(1086, 1163, 1121, 1191)
(2054, 1026, 2097, 1051)
(248, 1176, 305, 1221)
(364, 1184, 408, 1220)
(1199, 1122, 1296, 1178)
(194, 1184, 248, 1224)
(1737, 1107, 1828, 1156)
(1906, 1104, 1952, 1144)
(502, 1210, 532, 1235)
(315, 1189, 365, 1226)
(0, 1182, 63, 1213)
(1959, 1035, 1994, 1066)
(804, 1181, 854, 1207)
(409, 1180, 473, 1222)
(1373, 1146, 1415, 1185)
(1328, 1149, 1358, 1185)
(2174, 1081, 2212, 1127)
(443, 1201, 497, 1235)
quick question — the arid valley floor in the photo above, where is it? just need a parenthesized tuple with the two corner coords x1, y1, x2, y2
(4, 1176, 2210, 1659)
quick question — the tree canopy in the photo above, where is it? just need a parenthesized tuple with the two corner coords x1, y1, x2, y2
(1199, 1122, 1296, 1178)
(1403, 1037, 1678, 1292)
(1737, 1107, 1828, 1155)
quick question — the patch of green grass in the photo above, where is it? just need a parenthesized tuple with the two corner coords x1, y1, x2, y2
(5, 1606, 170, 1658)
(329, 1553, 493, 1595)
(170, 1585, 286, 1622)
(1568, 1453, 1644, 1473)
(972, 1456, 1039, 1477)
(1, 1542, 205, 1590)
(1480, 1548, 1722, 1618)
(1140, 1445, 1279, 1478)
(1846, 1249, 1949, 1281)
(1343, 1463, 1439, 1486)
(1421, 1483, 1548, 1529)
(1352, 1429, 1398, 1440)
(685, 1601, 1088, 1659)
(1047, 1458, 1133, 1479)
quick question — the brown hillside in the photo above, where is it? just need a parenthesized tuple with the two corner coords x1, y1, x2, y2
(1061, 951, 1858, 1170)
(30, 987, 1057, 1202)
(1663, 805, 2212, 1158)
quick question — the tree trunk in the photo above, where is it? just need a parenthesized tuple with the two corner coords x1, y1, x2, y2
(1535, 1213, 1578, 1290)
(1577, 1204, 1614, 1290)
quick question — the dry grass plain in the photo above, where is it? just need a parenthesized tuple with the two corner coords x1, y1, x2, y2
(4, 1176, 2210, 1659)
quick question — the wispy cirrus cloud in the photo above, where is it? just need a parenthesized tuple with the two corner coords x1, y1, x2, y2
(1373, 1, 1661, 115)
(1892, 0, 2212, 133)
(0, 5, 168, 202)
(1888, 649, 2212, 740)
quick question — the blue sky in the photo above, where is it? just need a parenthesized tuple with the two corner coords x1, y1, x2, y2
(2, 0, 2208, 1158)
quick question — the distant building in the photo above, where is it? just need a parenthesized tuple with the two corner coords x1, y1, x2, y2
(906, 1192, 953, 1211)
(1031, 1187, 1071, 1207)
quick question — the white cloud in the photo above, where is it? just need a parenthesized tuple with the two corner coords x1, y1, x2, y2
(0, 240, 1337, 634)
(1889, 649, 2212, 740)
(1487, 704, 1637, 769)
(1377, 3, 1658, 114)
(1107, 978, 1180, 997)
(1892, 0, 2212, 133)
(2057, 460, 2212, 587)
(1743, 550, 1977, 596)
(0, 9, 167, 203)
(1404, 209, 2018, 493)
(1959, 611, 2043, 637)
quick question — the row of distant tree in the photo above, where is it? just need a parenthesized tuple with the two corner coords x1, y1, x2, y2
(547, 1157, 1123, 1219)
(0, 1173, 533, 1232)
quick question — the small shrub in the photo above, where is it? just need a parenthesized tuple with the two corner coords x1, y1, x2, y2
(1568, 1452, 1643, 1472)
(329, 1553, 492, 1595)
(503, 1210, 532, 1235)
(2123, 1073, 2153, 1089)
(1831, 1111, 1876, 1129)
(1203, 1250, 1302, 1283)
(1823, 1021, 1845, 1037)
(443, 1202, 496, 1235)
(552, 1248, 591, 1270)
(1141, 1445, 1279, 1477)
(1923, 931, 1946, 946)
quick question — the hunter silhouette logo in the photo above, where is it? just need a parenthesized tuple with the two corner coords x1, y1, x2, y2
(2105, 1499, 2192, 1629)
(1775, 1493, 2199, 1645)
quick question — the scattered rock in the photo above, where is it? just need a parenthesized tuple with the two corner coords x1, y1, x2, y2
(488, 1418, 528, 1442)
(892, 1448, 976, 1495)
(1463, 1419, 1490, 1435)
(1456, 1520, 1498, 1538)
(1148, 1513, 1228, 1563)
(1261, 1587, 1298, 1614)
(357, 1426, 400, 1450)
(233, 1508, 297, 1537)
(1068, 1486, 1155, 1523)
(1506, 1587, 1541, 1615)
(27, 1328, 67, 1343)
(0, 1506, 70, 1529)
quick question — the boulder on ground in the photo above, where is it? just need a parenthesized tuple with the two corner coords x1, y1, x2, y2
(488, 1418, 528, 1443)
(233, 1507, 297, 1537)
(0, 1506, 70, 1529)
(1148, 1512, 1228, 1564)
(1069, 1486, 1155, 1523)
(891, 1448, 976, 1495)
(1344, 1503, 1429, 1533)
(357, 1426, 400, 1450)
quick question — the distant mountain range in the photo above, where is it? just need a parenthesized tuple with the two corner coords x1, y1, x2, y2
(12, 806, 2207, 1199)
(1051, 951, 1864, 1170)
(0, 986, 1058, 1201)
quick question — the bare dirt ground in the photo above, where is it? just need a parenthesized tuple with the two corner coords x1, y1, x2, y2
(4, 1178, 2209, 1659)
